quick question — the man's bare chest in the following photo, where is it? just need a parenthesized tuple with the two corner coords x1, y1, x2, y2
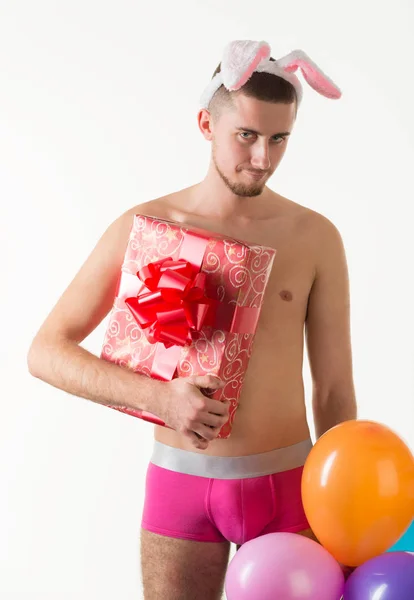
(136, 198, 316, 328)
(253, 233, 315, 340)
(190, 215, 314, 327)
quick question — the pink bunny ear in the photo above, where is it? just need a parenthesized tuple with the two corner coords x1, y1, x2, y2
(277, 49, 342, 99)
(221, 40, 271, 91)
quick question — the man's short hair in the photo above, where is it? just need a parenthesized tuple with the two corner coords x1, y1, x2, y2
(208, 57, 298, 121)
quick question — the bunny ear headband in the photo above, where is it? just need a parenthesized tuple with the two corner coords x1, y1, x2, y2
(200, 40, 342, 109)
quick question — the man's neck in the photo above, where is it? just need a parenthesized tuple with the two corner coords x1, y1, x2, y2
(183, 181, 276, 222)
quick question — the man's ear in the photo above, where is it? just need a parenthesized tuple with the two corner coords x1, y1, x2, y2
(197, 108, 214, 141)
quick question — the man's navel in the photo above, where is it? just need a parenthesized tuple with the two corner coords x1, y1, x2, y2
(279, 290, 293, 302)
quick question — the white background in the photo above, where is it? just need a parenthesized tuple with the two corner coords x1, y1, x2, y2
(1, 1, 413, 598)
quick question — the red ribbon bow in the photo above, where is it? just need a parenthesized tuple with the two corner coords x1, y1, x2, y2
(125, 258, 218, 349)
(121, 228, 261, 382)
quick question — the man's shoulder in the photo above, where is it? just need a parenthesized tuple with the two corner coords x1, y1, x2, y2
(272, 195, 345, 276)
(123, 197, 170, 218)
(294, 203, 345, 267)
(121, 190, 187, 223)
(110, 197, 175, 233)
(282, 195, 341, 239)
(273, 193, 339, 234)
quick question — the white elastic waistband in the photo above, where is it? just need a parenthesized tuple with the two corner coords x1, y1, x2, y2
(150, 438, 313, 479)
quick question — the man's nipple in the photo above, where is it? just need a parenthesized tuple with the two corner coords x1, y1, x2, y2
(279, 290, 293, 301)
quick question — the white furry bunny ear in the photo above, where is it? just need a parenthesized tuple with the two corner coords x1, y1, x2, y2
(277, 49, 341, 99)
(199, 40, 342, 109)
(220, 40, 271, 90)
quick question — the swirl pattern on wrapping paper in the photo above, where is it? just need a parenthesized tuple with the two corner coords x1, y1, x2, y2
(105, 316, 121, 340)
(132, 345, 156, 363)
(217, 285, 227, 302)
(177, 329, 226, 374)
(228, 264, 250, 289)
(223, 357, 246, 382)
(129, 235, 141, 254)
(250, 246, 275, 271)
(210, 328, 227, 346)
(179, 357, 194, 377)
(121, 262, 138, 276)
(194, 331, 222, 370)
(101, 304, 157, 367)
(195, 328, 226, 352)
(151, 226, 170, 254)
(112, 356, 131, 369)
(129, 215, 186, 266)
(223, 335, 249, 379)
(217, 332, 253, 414)
(133, 363, 153, 377)
(101, 341, 115, 357)
(223, 334, 240, 363)
(223, 240, 248, 264)
(122, 310, 142, 341)
(202, 250, 221, 274)
(239, 270, 271, 306)
(134, 215, 147, 234)
(152, 219, 169, 236)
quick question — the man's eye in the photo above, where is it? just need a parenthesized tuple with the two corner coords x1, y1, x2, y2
(239, 133, 286, 143)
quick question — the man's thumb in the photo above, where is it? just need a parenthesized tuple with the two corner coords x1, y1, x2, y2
(192, 373, 224, 389)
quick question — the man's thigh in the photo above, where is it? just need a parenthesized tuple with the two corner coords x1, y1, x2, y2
(140, 529, 231, 600)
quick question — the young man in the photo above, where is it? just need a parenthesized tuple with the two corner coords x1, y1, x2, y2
(28, 41, 357, 599)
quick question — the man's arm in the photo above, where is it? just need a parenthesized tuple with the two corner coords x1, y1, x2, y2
(305, 215, 357, 439)
(27, 206, 168, 416)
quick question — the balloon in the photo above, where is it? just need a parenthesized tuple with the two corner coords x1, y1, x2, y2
(225, 532, 344, 600)
(343, 551, 414, 599)
(301, 420, 414, 566)
(388, 519, 414, 552)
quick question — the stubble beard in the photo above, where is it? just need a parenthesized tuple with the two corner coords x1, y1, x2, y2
(212, 144, 266, 198)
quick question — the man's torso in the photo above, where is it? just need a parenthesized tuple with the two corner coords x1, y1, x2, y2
(128, 186, 321, 455)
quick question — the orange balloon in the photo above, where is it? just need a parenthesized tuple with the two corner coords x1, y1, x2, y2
(302, 420, 414, 567)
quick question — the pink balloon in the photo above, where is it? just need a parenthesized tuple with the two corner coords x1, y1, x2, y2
(225, 532, 345, 600)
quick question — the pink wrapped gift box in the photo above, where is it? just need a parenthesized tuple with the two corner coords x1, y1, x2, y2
(101, 214, 276, 438)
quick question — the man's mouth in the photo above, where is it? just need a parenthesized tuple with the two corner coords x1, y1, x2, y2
(244, 170, 266, 180)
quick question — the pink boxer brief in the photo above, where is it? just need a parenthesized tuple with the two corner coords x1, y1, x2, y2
(141, 438, 312, 546)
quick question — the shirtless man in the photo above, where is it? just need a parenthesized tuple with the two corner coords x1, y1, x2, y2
(27, 41, 357, 599)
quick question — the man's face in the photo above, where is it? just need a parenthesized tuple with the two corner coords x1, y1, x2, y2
(210, 94, 296, 197)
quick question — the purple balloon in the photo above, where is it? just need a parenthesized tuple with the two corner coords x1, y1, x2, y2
(225, 532, 344, 600)
(344, 551, 414, 600)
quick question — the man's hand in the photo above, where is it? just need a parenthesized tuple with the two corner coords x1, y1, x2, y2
(160, 374, 229, 450)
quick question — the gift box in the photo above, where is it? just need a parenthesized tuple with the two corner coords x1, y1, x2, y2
(100, 214, 276, 438)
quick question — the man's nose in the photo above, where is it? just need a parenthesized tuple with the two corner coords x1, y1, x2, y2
(250, 143, 271, 170)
